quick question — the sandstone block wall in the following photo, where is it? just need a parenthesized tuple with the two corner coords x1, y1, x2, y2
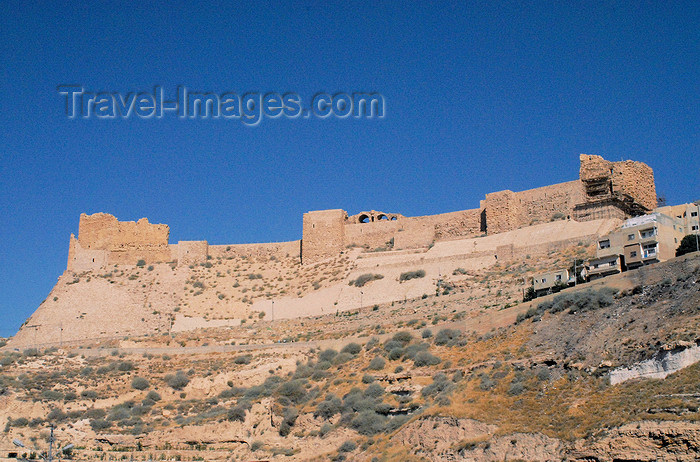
(483, 190, 519, 234)
(175, 240, 209, 265)
(580, 154, 656, 212)
(68, 213, 171, 271)
(301, 209, 346, 264)
(208, 240, 301, 260)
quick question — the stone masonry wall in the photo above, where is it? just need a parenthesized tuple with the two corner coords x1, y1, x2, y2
(68, 213, 172, 270)
(301, 209, 346, 264)
(580, 154, 656, 211)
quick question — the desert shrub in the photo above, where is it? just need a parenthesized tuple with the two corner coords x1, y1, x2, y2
(399, 269, 426, 282)
(279, 407, 298, 436)
(90, 419, 111, 431)
(41, 390, 64, 401)
(368, 356, 385, 370)
(421, 328, 433, 338)
(413, 351, 441, 367)
(117, 361, 134, 371)
(508, 382, 525, 396)
(251, 441, 263, 451)
(46, 408, 66, 422)
(341, 343, 362, 355)
(421, 373, 454, 398)
(350, 410, 387, 435)
(349, 273, 384, 287)
(80, 366, 94, 376)
(81, 390, 99, 399)
(320, 422, 333, 436)
(536, 367, 551, 381)
(318, 349, 338, 362)
(146, 390, 161, 401)
(537, 287, 618, 315)
(131, 377, 150, 390)
(383, 340, 403, 352)
(339, 440, 357, 452)
(10, 417, 29, 427)
(332, 352, 354, 365)
(402, 342, 429, 360)
(434, 328, 461, 346)
(362, 374, 376, 384)
(315, 360, 332, 370)
(63, 391, 78, 402)
(392, 331, 413, 345)
(233, 354, 252, 365)
(363, 383, 384, 399)
(23, 348, 40, 357)
(387, 348, 404, 361)
(227, 406, 246, 422)
(136, 259, 146, 267)
(84, 408, 106, 419)
(394, 365, 404, 373)
(365, 337, 379, 350)
(277, 379, 308, 404)
(312, 370, 329, 381)
(165, 371, 189, 390)
(315, 395, 343, 419)
(478, 373, 497, 391)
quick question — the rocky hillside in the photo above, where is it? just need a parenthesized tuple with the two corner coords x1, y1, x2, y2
(1, 253, 699, 461)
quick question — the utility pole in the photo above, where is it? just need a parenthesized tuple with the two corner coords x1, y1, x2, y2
(47, 425, 54, 462)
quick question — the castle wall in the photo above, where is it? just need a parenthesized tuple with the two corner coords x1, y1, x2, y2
(345, 220, 400, 249)
(580, 154, 656, 212)
(175, 241, 209, 265)
(72, 213, 172, 268)
(301, 209, 346, 264)
(209, 240, 301, 260)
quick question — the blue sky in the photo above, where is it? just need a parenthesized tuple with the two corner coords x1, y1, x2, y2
(1, 1, 698, 337)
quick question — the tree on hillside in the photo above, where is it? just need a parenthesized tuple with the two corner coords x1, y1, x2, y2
(676, 234, 699, 257)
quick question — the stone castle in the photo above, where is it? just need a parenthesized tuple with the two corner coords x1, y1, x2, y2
(67, 154, 656, 272)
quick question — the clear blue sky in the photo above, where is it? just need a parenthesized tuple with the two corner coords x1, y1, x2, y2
(1, 1, 698, 337)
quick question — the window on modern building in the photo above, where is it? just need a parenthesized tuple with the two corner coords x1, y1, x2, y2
(640, 228, 656, 239)
(693, 225, 699, 231)
(599, 240, 610, 249)
(630, 251, 637, 257)
(628, 234, 635, 240)
(556, 274, 561, 281)
(692, 211, 698, 217)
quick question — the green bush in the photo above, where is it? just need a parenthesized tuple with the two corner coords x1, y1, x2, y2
(413, 351, 441, 367)
(392, 331, 413, 345)
(362, 374, 376, 384)
(339, 440, 357, 453)
(277, 379, 308, 404)
(165, 371, 189, 390)
(117, 361, 135, 371)
(131, 377, 150, 390)
(341, 343, 362, 355)
(136, 260, 146, 267)
(434, 328, 461, 346)
(315, 395, 342, 419)
(146, 390, 161, 401)
(350, 410, 387, 435)
(227, 406, 246, 422)
(81, 390, 99, 399)
(676, 234, 699, 257)
(90, 419, 111, 431)
(234, 354, 252, 365)
(421, 329, 433, 338)
(318, 349, 338, 362)
(368, 356, 385, 370)
(399, 269, 426, 282)
(349, 273, 384, 287)
(332, 352, 354, 365)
